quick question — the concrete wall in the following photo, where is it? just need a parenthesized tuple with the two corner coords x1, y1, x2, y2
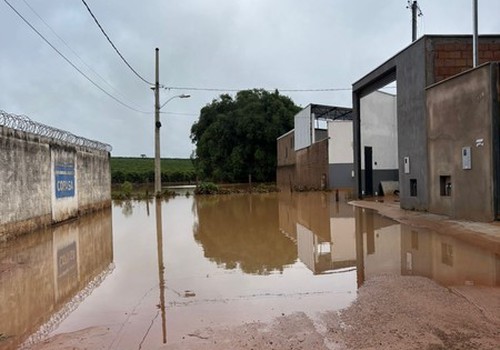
(359, 91, 399, 195)
(353, 35, 500, 213)
(276, 130, 296, 191)
(0, 127, 52, 237)
(360, 91, 398, 170)
(427, 63, 498, 221)
(0, 126, 111, 240)
(295, 138, 329, 190)
(328, 120, 354, 189)
(294, 105, 312, 151)
(395, 38, 429, 210)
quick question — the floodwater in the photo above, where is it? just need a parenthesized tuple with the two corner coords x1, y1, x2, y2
(1, 192, 499, 349)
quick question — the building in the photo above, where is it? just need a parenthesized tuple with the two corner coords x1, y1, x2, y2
(276, 104, 353, 191)
(427, 62, 500, 221)
(352, 35, 500, 221)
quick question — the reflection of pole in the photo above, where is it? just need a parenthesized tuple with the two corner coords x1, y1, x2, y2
(155, 198, 167, 343)
(354, 207, 365, 288)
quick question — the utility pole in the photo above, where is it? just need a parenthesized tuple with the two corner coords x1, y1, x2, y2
(472, 0, 479, 67)
(154, 48, 161, 197)
(407, 1, 422, 42)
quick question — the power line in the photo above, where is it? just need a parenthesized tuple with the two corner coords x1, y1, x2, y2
(164, 86, 354, 93)
(2, 0, 151, 114)
(20, 0, 147, 111)
(80, 0, 154, 86)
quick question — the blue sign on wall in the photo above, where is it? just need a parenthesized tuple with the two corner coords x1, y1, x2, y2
(55, 163, 75, 198)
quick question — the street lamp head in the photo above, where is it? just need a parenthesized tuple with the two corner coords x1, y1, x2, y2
(159, 93, 191, 109)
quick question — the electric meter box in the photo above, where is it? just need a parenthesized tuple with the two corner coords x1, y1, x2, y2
(462, 146, 472, 170)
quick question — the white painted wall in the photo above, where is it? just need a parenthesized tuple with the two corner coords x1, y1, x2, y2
(328, 120, 353, 164)
(294, 105, 312, 151)
(360, 91, 398, 170)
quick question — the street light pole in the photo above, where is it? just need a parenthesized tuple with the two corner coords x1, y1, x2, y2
(153, 47, 190, 197)
(154, 48, 161, 197)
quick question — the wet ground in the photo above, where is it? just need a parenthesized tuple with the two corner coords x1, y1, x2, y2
(1, 192, 499, 349)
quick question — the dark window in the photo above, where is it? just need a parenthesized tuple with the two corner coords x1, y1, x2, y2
(410, 179, 417, 197)
(440, 176, 451, 196)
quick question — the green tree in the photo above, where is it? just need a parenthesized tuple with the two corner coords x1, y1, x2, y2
(191, 89, 300, 183)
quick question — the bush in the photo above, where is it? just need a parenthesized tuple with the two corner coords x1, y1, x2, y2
(194, 182, 219, 195)
(121, 181, 133, 198)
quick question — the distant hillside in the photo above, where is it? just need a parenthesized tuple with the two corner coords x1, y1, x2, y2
(110, 157, 195, 184)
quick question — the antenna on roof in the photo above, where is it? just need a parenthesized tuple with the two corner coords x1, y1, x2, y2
(407, 1, 423, 42)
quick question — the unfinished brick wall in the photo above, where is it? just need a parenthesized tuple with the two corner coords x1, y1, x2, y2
(277, 131, 295, 167)
(433, 39, 500, 82)
(295, 139, 328, 190)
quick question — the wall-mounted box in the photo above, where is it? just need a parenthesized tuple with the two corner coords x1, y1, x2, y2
(462, 146, 471, 170)
(404, 156, 410, 174)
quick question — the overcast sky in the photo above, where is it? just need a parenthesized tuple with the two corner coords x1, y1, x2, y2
(1, 0, 500, 158)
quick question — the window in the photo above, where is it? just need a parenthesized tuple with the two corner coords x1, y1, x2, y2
(440, 176, 451, 196)
(410, 179, 417, 197)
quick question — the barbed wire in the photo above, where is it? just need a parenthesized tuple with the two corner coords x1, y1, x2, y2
(0, 110, 112, 152)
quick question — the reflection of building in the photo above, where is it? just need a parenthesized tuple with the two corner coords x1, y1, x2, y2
(279, 192, 356, 274)
(355, 208, 500, 287)
(0, 209, 113, 350)
(400, 226, 500, 287)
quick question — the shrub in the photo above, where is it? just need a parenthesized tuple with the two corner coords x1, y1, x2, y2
(194, 182, 219, 195)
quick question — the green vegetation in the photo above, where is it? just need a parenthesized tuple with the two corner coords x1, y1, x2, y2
(194, 182, 219, 195)
(110, 157, 195, 184)
(190, 89, 301, 183)
(193, 182, 279, 195)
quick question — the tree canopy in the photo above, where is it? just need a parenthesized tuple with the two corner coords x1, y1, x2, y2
(190, 89, 301, 183)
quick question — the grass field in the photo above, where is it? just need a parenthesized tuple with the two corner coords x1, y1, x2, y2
(111, 157, 195, 184)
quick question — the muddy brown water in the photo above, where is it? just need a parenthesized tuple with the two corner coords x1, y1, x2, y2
(0, 192, 498, 349)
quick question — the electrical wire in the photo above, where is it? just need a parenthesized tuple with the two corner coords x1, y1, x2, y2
(164, 86, 353, 93)
(80, 0, 154, 86)
(2, 0, 151, 114)
(20, 0, 147, 111)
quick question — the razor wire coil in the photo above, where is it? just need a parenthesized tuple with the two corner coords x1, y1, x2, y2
(0, 110, 112, 152)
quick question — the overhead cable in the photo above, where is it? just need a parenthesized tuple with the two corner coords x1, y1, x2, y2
(164, 86, 353, 93)
(3, 0, 151, 114)
(80, 0, 154, 86)
(20, 0, 146, 111)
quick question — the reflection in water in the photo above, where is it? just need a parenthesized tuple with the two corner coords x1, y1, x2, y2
(155, 199, 167, 344)
(278, 192, 500, 287)
(0, 209, 113, 350)
(278, 192, 356, 275)
(355, 208, 500, 287)
(193, 195, 297, 274)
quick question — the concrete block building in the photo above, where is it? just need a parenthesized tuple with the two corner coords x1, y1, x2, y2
(427, 62, 500, 221)
(352, 35, 500, 221)
(276, 104, 353, 191)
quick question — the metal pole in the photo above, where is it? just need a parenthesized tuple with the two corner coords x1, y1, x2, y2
(473, 0, 479, 67)
(154, 48, 161, 196)
(412, 1, 417, 42)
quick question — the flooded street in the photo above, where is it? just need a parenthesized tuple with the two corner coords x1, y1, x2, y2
(1, 192, 499, 349)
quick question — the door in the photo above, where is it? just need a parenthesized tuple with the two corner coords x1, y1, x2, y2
(364, 146, 373, 196)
